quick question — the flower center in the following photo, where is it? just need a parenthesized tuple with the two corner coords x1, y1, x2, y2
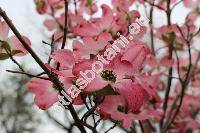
(117, 105, 128, 114)
(100, 70, 116, 82)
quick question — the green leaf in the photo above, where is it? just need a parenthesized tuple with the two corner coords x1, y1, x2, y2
(86, 0, 93, 6)
(162, 32, 176, 45)
(91, 85, 119, 96)
(170, 32, 176, 42)
(11, 50, 22, 56)
(0, 53, 9, 60)
(111, 119, 122, 125)
(174, 41, 183, 50)
(1, 41, 11, 52)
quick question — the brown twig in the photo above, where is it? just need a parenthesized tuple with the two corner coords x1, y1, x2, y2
(4, 48, 24, 72)
(6, 70, 50, 80)
(173, 48, 183, 83)
(160, 0, 173, 127)
(149, 0, 155, 55)
(56, 0, 68, 70)
(139, 121, 145, 133)
(171, 0, 183, 10)
(74, 0, 78, 15)
(47, 35, 55, 64)
(61, 0, 68, 49)
(144, 0, 165, 11)
(105, 123, 117, 133)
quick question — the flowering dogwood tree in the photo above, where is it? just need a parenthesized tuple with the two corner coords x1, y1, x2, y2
(0, 0, 200, 132)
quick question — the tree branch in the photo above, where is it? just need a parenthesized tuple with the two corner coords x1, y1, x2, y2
(61, 0, 68, 49)
(6, 70, 50, 80)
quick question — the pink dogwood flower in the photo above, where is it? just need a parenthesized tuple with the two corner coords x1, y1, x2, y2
(0, 18, 31, 56)
(26, 77, 59, 110)
(99, 92, 162, 127)
(73, 4, 114, 37)
(183, 0, 200, 8)
(34, 0, 64, 14)
(73, 32, 112, 59)
(79, 0, 98, 15)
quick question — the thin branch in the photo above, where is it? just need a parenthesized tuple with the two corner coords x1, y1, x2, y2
(149, 0, 155, 55)
(48, 2, 63, 30)
(155, 46, 168, 53)
(81, 96, 103, 123)
(162, 73, 181, 80)
(171, 0, 183, 10)
(193, 27, 200, 37)
(144, 0, 165, 11)
(4, 48, 24, 72)
(174, 48, 183, 83)
(82, 122, 97, 132)
(74, 0, 78, 15)
(56, 0, 68, 70)
(62, 104, 87, 133)
(94, 118, 102, 128)
(6, 70, 50, 80)
(139, 121, 145, 133)
(105, 123, 117, 133)
(147, 120, 156, 132)
(46, 111, 69, 130)
(36, 72, 46, 76)
(8, 53, 24, 72)
(89, 96, 96, 125)
(160, 0, 173, 126)
(48, 35, 55, 64)
(177, 25, 187, 42)
(61, 0, 68, 49)
(81, 102, 99, 122)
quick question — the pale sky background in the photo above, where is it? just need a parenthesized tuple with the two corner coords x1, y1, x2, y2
(0, 0, 199, 133)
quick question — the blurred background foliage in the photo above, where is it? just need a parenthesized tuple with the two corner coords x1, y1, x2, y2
(0, 73, 39, 133)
